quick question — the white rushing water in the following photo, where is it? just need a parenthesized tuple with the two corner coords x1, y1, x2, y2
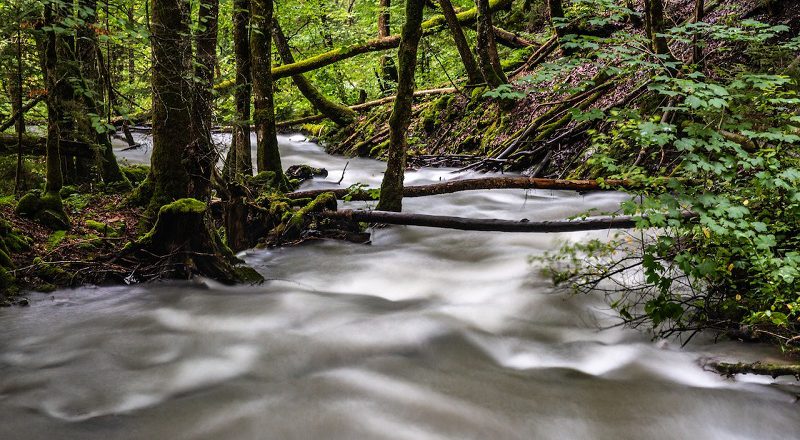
(0, 134, 797, 439)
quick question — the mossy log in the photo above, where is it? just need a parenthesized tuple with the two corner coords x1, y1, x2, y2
(131, 198, 262, 284)
(319, 209, 679, 232)
(274, 87, 456, 128)
(287, 176, 664, 201)
(710, 361, 800, 379)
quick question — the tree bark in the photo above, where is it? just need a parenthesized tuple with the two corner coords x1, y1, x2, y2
(691, 0, 705, 65)
(250, 0, 286, 183)
(547, 0, 566, 53)
(77, 0, 128, 186)
(288, 176, 662, 200)
(146, 0, 193, 221)
(226, 0, 253, 180)
(272, 19, 356, 126)
(647, 0, 670, 56)
(187, 0, 219, 201)
(376, 0, 425, 212)
(476, 0, 507, 88)
(320, 210, 659, 233)
(438, 0, 482, 85)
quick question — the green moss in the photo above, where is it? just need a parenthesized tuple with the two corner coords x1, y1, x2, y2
(159, 198, 207, 215)
(47, 230, 68, 250)
(0, 195, 14, 207)
(32, 256, 70, 284)
(233, 265, 264, 284)
(59, 185, 80, 198)
(127, 177, 154, 208)
(120, 165, 150, 186)
(15, 190, 42, 216)
(0, 265, 16, 295)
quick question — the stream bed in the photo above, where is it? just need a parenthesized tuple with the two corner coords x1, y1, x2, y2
(0, 134, 798, 439)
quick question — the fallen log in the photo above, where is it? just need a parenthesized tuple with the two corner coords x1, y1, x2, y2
(275, 87, 456, 128)
(0, 95, 46, 132)
(318, 209, 674, 233)
(0, 133, 95, 157)
(287, 176, 666, 200)
(709, 361, 800, 379)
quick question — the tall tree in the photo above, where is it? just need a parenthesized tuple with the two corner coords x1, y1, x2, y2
(647, 0, 670, 56)
(438, 0, 482, 85)
(76, 0, 129, 186)
(41, 0, 69, 228)
(378, 0, 398, 92)
(187, 0, 220, 200)
(272, 18, 356, 126)
(691, 0, 704, 65)
(250, 0, 287, 185)
(475, 0, 507, 88)
(226, 0, 253, 180)
(376, 0, 425, 212)
(146, 0, 193, 219)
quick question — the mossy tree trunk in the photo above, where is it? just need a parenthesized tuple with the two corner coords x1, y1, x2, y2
(225, 0, 253, 181)
(43, 2, 64, 197)
(38, 1, 70, 229)
(251, 0, 287, 184)
(76, 0, 129, 187)
(187, 0, 219, 201)
(438, 0, 482, 85)
(378, 0, 399, 94)
(647, 0, 670, 56)
(376, 0, 425, 212)
(691, 0, 704, 66)
(146, 0, 193, 222)
(547, 0, 566, 52)
(272, 19, 356, 127)
(475, 0, 507, 88)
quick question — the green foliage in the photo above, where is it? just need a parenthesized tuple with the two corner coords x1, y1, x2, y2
(538, 15, 800, 343)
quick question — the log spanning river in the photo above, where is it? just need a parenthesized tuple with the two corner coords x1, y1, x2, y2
(0, 134, 798, 439)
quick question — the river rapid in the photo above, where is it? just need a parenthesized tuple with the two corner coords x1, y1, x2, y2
(0, 134, 797, 439)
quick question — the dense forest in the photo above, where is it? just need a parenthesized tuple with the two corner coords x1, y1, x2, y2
(0, 0, 799, 368)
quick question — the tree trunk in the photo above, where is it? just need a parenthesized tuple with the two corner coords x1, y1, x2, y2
(376, 0, 425, 212)
(377, 0, 398, 92)
(40, 1, 69, 228)
(226, 0, 253, 180)
(77, 0, 128, 186)
(272, 19, 356, 126)
(438, 0, 482, 85)
(476, 0, 507, 88)
(13, 20, 25, 195)
(187, 0, 219, 201)
(146, 0, 193, 221)
(691, 0, 704, 65)
(250, 0, 286, 183)
(648, 0, 670, 56)
(547, 0, 566, 53)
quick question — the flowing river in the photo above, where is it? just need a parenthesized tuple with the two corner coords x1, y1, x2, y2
(0, 134, 797, 439)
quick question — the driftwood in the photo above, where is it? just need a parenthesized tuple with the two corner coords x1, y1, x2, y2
(287, 176, 663, 200)
(319, 209, 672, 233)
(709, 361, 800, 379)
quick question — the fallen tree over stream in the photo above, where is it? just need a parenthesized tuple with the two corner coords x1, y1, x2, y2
(287, 176, 670, 200)
(318, 209, 653, 232)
